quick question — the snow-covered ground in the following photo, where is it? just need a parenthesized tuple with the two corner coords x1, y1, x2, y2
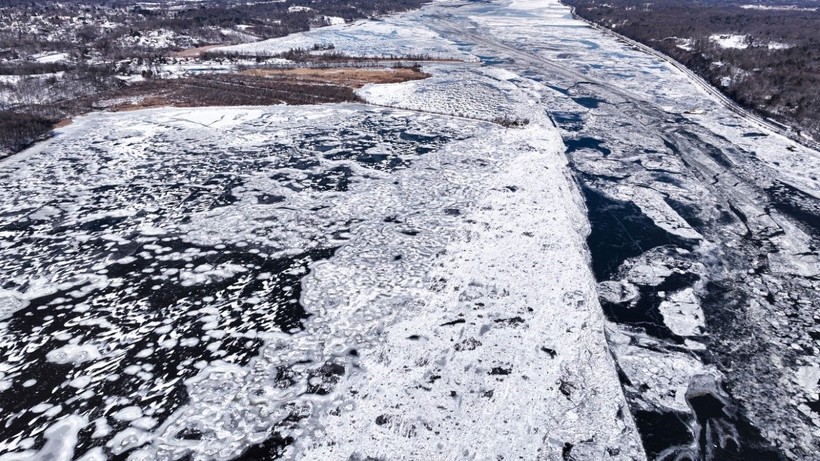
(33, 52, 70, 64)
(710, 33, 750, 49)
(740, 4, 818, 12)
(709, 33, 794, 51)
(675, 37, 694, 51)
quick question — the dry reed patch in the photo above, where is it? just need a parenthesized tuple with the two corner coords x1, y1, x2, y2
(242, 66, 429, 88)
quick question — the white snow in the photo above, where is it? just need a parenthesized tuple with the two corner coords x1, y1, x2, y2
(75, 447, 106, 461)
(68, 375, 92, 388)
(766, 41, 794, 50)
(91, 418, 112, 438)
(134, 348, 153, 358)
(111, 406, 144, 422)
(658, 288, 706, 337)
(610, 185, 703, 241)
(357, 64, 533, 122)
(33, 52, 69, 63)
(324, 16, 346, 25)
(676, 37, 694, 51)
(0, 415, 87, 461)
(130, 416, 158, 430)
(30, 403, 54, 413)
(288, 123, 639, 459)
(117, 29, 190, 50)
(106, 428, 151, 455)
(45, 344, 101, 365)
(795, 366, 820, 396)
(0, 290, 28, 320)
(179, 263, 247, 286)
(741, 4, 817, 12)
(710, 34, 749, 49)
(608, 326, 717, 414)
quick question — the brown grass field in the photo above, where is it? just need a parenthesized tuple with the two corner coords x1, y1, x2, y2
(242, 66, 429, 88)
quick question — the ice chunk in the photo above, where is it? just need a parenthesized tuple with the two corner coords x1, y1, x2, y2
(0, 415, 87, 461)
(0, 289, 28, 320)
(68, 376, 92, 388)
(112, 406, 143, 422)
(107, 428, 152, 455)
(658, 288, 705, 337)
(45, 344, 101, 365)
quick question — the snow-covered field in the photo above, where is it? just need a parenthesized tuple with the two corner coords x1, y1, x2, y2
(1, 0, 819, 460)
(710, 33, 750, 49)
(707, 33, 792, 50)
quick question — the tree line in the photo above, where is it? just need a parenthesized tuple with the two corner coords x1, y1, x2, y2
(565, 0, 820, 140)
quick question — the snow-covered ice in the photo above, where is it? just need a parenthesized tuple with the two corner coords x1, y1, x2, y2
(1, 0, 819, 459)
(0, 100, 639, 460)
(45, 344, 102, 366)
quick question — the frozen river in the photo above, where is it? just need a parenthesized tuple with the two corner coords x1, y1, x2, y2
(1, 0, 819, 460)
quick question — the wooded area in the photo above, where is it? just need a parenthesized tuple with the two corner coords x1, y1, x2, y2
(565, 0, 820, 141)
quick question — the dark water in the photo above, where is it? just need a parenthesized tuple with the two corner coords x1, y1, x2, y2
(766, 180, 820, 237)
(571, 96, 603, 109)
(600, 272, 699, 342)
(551, 111, 585, 131)
(580, 185, 694, 281)
(479, 55, 509, 65)
(632, 410, 693, 460)
(0, 243, 337, 457)
(565, 136, 611, 156)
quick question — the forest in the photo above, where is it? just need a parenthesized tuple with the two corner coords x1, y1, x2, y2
(564, 0, 820, 141)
